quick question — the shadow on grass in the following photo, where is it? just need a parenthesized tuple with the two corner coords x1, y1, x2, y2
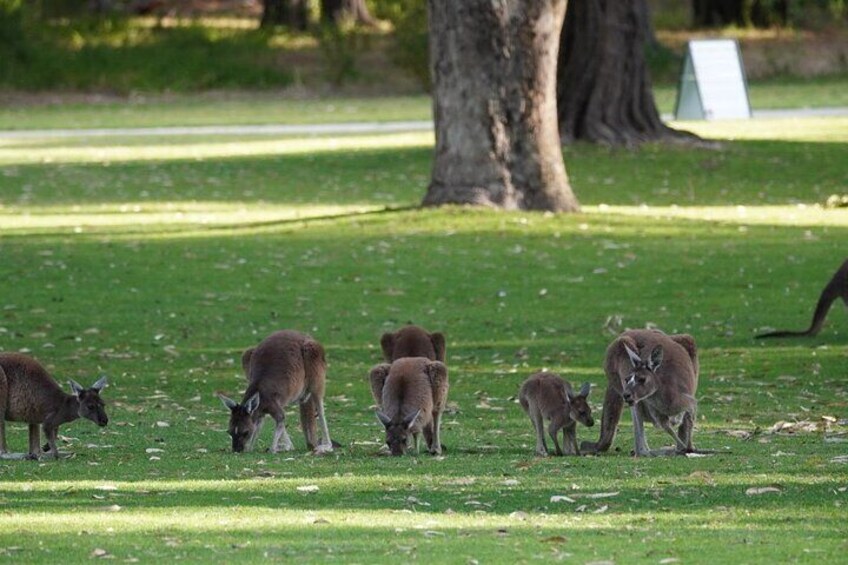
(1, 139, 846, 208)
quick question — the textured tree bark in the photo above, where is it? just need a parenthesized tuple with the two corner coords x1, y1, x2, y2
(320, 0, 376, 25)
(260, 0, 308, 30)
(557, 0, 695, 146)
(424, 0, 580, 213)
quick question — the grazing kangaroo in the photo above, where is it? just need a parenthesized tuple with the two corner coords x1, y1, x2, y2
(581, 329, 699, 457)
(380, 325, 446, 363)
(217, 330, 333, 454)
(519, 372, 593, 456)
(369, 357, 449, 456)
(757, 258, 848, 338)
(0, 353, 108, 460)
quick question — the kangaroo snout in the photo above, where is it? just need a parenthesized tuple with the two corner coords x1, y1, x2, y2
(97, 416, 108, 427)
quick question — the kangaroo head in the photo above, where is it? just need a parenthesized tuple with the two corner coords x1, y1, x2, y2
(377, 410, 419, 456)
(621, 343, 663, 406)
(70, 376, 109, 427)
(218, 392, 260, 453)
(567, 381, 594, 427)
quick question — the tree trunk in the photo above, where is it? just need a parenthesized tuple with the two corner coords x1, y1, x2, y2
(260, 0, 308, 30)
(425, 0, 580, 213)
(557, 0, 692, 146)
(692, 0, 787, 28)
(320, 0, 376, 26)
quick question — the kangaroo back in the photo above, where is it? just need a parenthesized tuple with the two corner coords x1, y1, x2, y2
(381, 325, 446, 362)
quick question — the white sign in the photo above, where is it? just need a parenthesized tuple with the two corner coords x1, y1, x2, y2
(675, 39, 751, 121)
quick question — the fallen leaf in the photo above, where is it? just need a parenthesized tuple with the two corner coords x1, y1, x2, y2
(766, 420, 818, 434)
(746, 486, 782, 496)
(550, 495, 576, 503)
(593, 505, 609, 514)
(297, 485, 319, 493)
(91, 548, 109, 558)
(541, 535, 568, 543)
(576, 491, 619, 499)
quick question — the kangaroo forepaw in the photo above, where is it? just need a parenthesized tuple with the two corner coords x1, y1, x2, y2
(313, 443, 333, 455)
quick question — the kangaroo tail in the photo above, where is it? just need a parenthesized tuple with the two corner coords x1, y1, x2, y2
(757, 260, 847, 339)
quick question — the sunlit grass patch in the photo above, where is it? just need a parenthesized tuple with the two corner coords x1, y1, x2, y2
(0, 132, 435, 166)
(672, 116, 848, 142)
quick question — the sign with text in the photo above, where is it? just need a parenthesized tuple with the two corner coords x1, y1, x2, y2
(675, 39, 751, 121)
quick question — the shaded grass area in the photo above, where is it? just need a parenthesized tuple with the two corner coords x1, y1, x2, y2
(1, 19, 294, 92)
(2, 76, 848, 131)
(0, 119, 846, 562)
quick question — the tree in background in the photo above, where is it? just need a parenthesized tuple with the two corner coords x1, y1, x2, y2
(320, 0, 375, 25)
(424, 0, 580, 212)
(692, 0, 788, 28)
(260, 0, 308, 30)
(557, 0, 693, 146)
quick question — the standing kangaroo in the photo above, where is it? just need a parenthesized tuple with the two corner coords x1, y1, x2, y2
(757, 258, 848, 338)
(371, 325, 446, 405)
(519, 372, 593, 456)
(581, 329, 699, 457)
(0, 352, 108, 460)
(217, 330, 333, 454)
(369, 357, 449, 456)
(380, 325, 446, 363)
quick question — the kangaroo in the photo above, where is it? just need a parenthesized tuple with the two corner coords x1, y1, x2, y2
(380, 325, 446, 363)
(217, 330, 333, 454)
(519, 372, 593, 456)
(369, 357, 449, 456)
(581, 329, 699, 457)
(0, 352, 108, 460)
(371, 325, 447, 406)
(757, 259, 848, 338)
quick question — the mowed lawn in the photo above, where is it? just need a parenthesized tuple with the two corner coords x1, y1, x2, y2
(0, 112, 846, 563)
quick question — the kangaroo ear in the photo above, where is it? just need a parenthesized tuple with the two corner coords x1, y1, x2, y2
(90, 376, 108, 392)
(380, 332, 396, 362)
(244, 392, 261, 414)
(69, 380, 84, 396)
(216, 392, 238, 411)
(623, 343, 642, 367)
(579, 382, 591, 398)
(430, 332, 446, 362)
(403, 410, 421, 430)
(376, 411, 392, 427)
(241, 348, 254, 377)
(648, 346, 663, 371)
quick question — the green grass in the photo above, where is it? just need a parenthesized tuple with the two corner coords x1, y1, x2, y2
(1, 18, 297, 92)
(2, 75, 847, 132)
(0, 113, 846, 562)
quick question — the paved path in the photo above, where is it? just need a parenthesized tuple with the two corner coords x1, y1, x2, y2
(2, 107, 847, 139)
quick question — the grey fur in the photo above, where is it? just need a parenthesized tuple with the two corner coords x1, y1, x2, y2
(370, 357, 449, 456)
(519, 372, 594, 456)
(218, 330, 333, 454)
(0, 353, 109, 460)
